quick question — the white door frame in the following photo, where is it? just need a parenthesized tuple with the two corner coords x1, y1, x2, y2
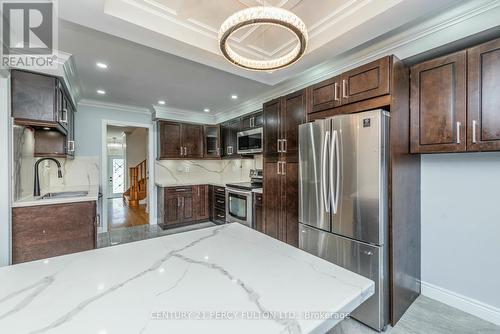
(101, 119, 156, 233)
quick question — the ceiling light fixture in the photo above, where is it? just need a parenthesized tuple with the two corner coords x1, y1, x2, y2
(158, 100, 166, 105)
(231, 94, 238, 100)
(204, 108, 210, 113)
(218, 6, 308, 71)
(96, 62, 108, 69)
(97, 89, 106, 95)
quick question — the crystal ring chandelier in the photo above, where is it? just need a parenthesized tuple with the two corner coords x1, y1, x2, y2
(218, 6, 308, 71)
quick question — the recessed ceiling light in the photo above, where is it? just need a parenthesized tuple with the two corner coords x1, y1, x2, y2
(231, 94, 238, 100)
(204, 108, 210, 113)
(158, 100, 166, 105)
(96, 62, 108, 69)
(97, 89, 106, 95)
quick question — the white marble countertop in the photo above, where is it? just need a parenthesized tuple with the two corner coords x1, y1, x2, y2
(12, 184, 100, 208)
(0, 224, 374, 334)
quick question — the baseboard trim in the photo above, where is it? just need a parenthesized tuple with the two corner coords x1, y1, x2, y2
(421, 281, 500, 326)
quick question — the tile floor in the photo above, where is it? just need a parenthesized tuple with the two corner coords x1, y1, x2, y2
(97, 221, 216, 248)
(330, 296, 500, 334)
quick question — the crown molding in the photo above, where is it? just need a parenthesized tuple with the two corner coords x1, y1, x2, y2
(214, 0, 500, 123)
(78, 99, 153, 115)
(153, 105, 215, 124)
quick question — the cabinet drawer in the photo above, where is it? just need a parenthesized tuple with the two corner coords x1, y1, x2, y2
(166, 186, 193, 194)
(214, 208, 226, 222)
(214, 194, 226, 209)
(214, 186, 226, 195)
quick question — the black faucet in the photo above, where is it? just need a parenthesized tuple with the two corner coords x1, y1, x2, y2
(34, 158, 63, 197)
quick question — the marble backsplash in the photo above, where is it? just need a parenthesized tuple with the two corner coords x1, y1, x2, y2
(12, 125, 100, 201)
(155, 155, 263, 186)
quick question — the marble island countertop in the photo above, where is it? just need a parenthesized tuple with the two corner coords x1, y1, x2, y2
(12, 184, 100, 208)
(0, 224, 374, 334)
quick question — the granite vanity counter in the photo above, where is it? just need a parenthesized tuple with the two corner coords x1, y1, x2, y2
(0, 223, 373, 334)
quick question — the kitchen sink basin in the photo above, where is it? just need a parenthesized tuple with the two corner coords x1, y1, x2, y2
(39, 191, 89, 200)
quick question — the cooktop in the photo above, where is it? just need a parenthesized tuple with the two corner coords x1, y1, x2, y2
(226, 182, 262, 191)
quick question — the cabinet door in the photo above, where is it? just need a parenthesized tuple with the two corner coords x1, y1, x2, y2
(241, 111, 263, 130)
(253, 193, 264, 233)
(263, 162, 281, 239)
(263, 99, 281, 161)
(182, 123, 204, 158)
(180, 192, 195, 223)
(340, 56, 390, 105)
(221, 118, 240, 157)
(410, 51, 466, 153)
(281, 90, 306, 162)
(11, 70, 58, 123)
(311, 76, 341, 113)
(164, 193, 181, 226)
(204, 125, 221, 158)
(159, 121, 182, 159)
(194, 185, 209, 221)
(467, 38, 500, 151)
(282, 162, 299, 247)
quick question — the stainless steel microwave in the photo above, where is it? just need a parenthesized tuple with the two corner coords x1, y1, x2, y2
(237, 127, 263, 154)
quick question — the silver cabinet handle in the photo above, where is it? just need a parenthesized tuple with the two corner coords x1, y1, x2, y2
(68, 140, 75, 152)
(334, 82, 340, 102)
(472, 120, 478, 143)
(61, 108, 68, 123)
(456, 122, 461, 144)
(277, 139, 282, 153)
(180, 147, 183, 156)
(283, 139, 287, 153)
(177, 197, 181, 207)
(342, 79, 348, 99)
(281, 161, 286, 175)
(277, 162, 281, 175)
(322, 131, 330, 213)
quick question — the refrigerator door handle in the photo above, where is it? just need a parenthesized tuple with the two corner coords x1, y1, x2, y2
(330, 130, 340, 214)
(322, 131, 330, 213)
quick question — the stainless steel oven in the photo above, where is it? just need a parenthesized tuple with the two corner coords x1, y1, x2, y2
(237, 127, 263, 154)
(226, 187, 253, 227)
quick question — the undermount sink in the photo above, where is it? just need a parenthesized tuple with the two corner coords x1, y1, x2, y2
(39, 191, 89, 200)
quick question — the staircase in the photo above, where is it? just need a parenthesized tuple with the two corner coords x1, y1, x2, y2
(123, 159, 147, 207)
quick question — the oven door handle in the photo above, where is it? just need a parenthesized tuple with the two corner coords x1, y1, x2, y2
(226, 188, 252, 196)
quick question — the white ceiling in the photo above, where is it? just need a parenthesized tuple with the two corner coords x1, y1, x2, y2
(57, 0, 467, 117)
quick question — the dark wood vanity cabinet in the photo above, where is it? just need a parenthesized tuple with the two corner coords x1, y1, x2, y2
(467, 38, 500, 152)
(11, 70, 76, 158)
(410, 51, 467, 153)
(158, 121, 204, 159)
(263, 89, 306, 162)
(410, 37, 500, 153)
(12, 201, 97, 264)
(263, 162, 298, 246)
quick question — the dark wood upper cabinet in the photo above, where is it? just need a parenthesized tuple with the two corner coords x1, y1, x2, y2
(263, 99, 281, 161)
(159, 121, 182, 159)
(310, 76, 341, 113)
(341, 56, 391, 105)
(182, 123, 204, 158)
(12, 70, 77, 158)
(263, 90, 306, 162)
(203, 125, 221, 158)
(221, 118, 241, 158)
(467, 38, 500, 152)
(241, 111, 263, 130)
(158, 121, 204, 159)
(281, 90, 306, 161)
(410, 51, 467, 153)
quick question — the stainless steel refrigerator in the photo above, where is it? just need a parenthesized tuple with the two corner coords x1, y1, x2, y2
(298, 109, 389, 331)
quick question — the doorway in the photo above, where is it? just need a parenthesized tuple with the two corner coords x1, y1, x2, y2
(104, 124, 152, 231)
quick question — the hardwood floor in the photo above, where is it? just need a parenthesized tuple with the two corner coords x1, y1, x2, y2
(108, 198, 148, 230)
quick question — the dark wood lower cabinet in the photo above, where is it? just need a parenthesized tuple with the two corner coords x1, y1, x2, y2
(163, 185, 212, 228)
(210, 186, 226, 224)
(12, 201, 97, 264)
(194, 185, 209, 221)
(263, 161, 298, 246)
(253, 192, 263, 232)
